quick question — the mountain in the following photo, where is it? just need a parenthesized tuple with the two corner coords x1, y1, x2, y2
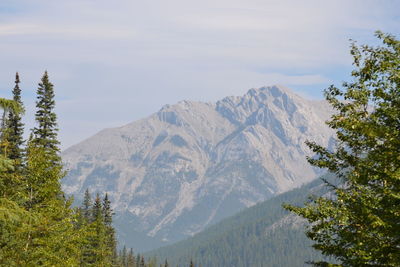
(61, 85, 334, 251)
(146, 176, 334, 267)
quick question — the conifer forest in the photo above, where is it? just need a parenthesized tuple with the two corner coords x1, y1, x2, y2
(0, 72, 161, 266)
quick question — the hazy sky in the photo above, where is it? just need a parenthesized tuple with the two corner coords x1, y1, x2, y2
(0, 0, 398, 149)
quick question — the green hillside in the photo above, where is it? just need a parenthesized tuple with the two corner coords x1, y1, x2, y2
(146, 177, 334, 267)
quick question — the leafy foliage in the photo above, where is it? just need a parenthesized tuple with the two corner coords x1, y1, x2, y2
(284, 32, 400, 266)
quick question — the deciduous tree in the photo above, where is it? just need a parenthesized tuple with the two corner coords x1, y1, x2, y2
(285, 32, 400, 266)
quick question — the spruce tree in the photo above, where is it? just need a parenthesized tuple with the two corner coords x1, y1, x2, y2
(103, 193, 113, 226)
(81, 194, 104, 265)
(80, 192, 120, 266)
(22, 72, 81, 265)
(82, 188, 92, 221)
(92, 194, 111, 265)
(32, 71, 59, 153)
(5, 72, 25, 168)
(103, 193, 118, 265)
(92, 193, 103, 221)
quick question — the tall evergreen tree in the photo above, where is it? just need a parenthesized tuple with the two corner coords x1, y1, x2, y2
(103, 193, 118, 265)
(22, 72, 81, 265)
(103, 193, 113, 226)
(82, 188, 93, 221)
(32, 71, 59, 153)
(5, 72, 25, 168)
(92, 193, 103, 221)
(91, 194, 112, 265)
(81, 194, 104, 265)
(80, 192, 121, 266)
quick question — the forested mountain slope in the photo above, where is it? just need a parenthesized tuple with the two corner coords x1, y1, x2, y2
(146, 177, 334, 267)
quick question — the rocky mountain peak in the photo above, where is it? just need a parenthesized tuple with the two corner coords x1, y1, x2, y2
(62, 85, 334, 251)
(215, 85, 302, 126)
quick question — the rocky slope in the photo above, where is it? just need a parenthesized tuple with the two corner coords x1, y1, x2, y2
(61, 85, 334, 251)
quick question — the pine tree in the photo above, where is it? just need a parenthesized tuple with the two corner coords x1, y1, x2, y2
(21, 72, 81, 265)
(79, 192, 120, 266)
(103, 193, 118, 265)
(80, 194, 98, 266)
(81, 194, 103, 265)
(5, 72, 25, 169)
(82, 188, 92, 221)
(26, 71, 64, 207)
(103, 193, 113, 226)
(90, 194, 112, 265)
(92, 193, 102, 221)
(32, 71, 59, 153)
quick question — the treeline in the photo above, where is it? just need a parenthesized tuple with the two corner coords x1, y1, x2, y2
(0, 72, 157, 266)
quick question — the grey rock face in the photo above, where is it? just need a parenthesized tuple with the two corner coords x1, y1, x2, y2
(62, 85, 334, 251)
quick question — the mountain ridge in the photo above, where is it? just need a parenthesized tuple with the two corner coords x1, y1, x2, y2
(62, 85, 334, 251)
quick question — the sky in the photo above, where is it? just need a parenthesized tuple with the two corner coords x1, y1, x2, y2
(0, 0, 399, 149)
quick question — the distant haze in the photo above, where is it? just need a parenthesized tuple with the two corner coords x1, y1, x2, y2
(0, 0, 398, 148)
